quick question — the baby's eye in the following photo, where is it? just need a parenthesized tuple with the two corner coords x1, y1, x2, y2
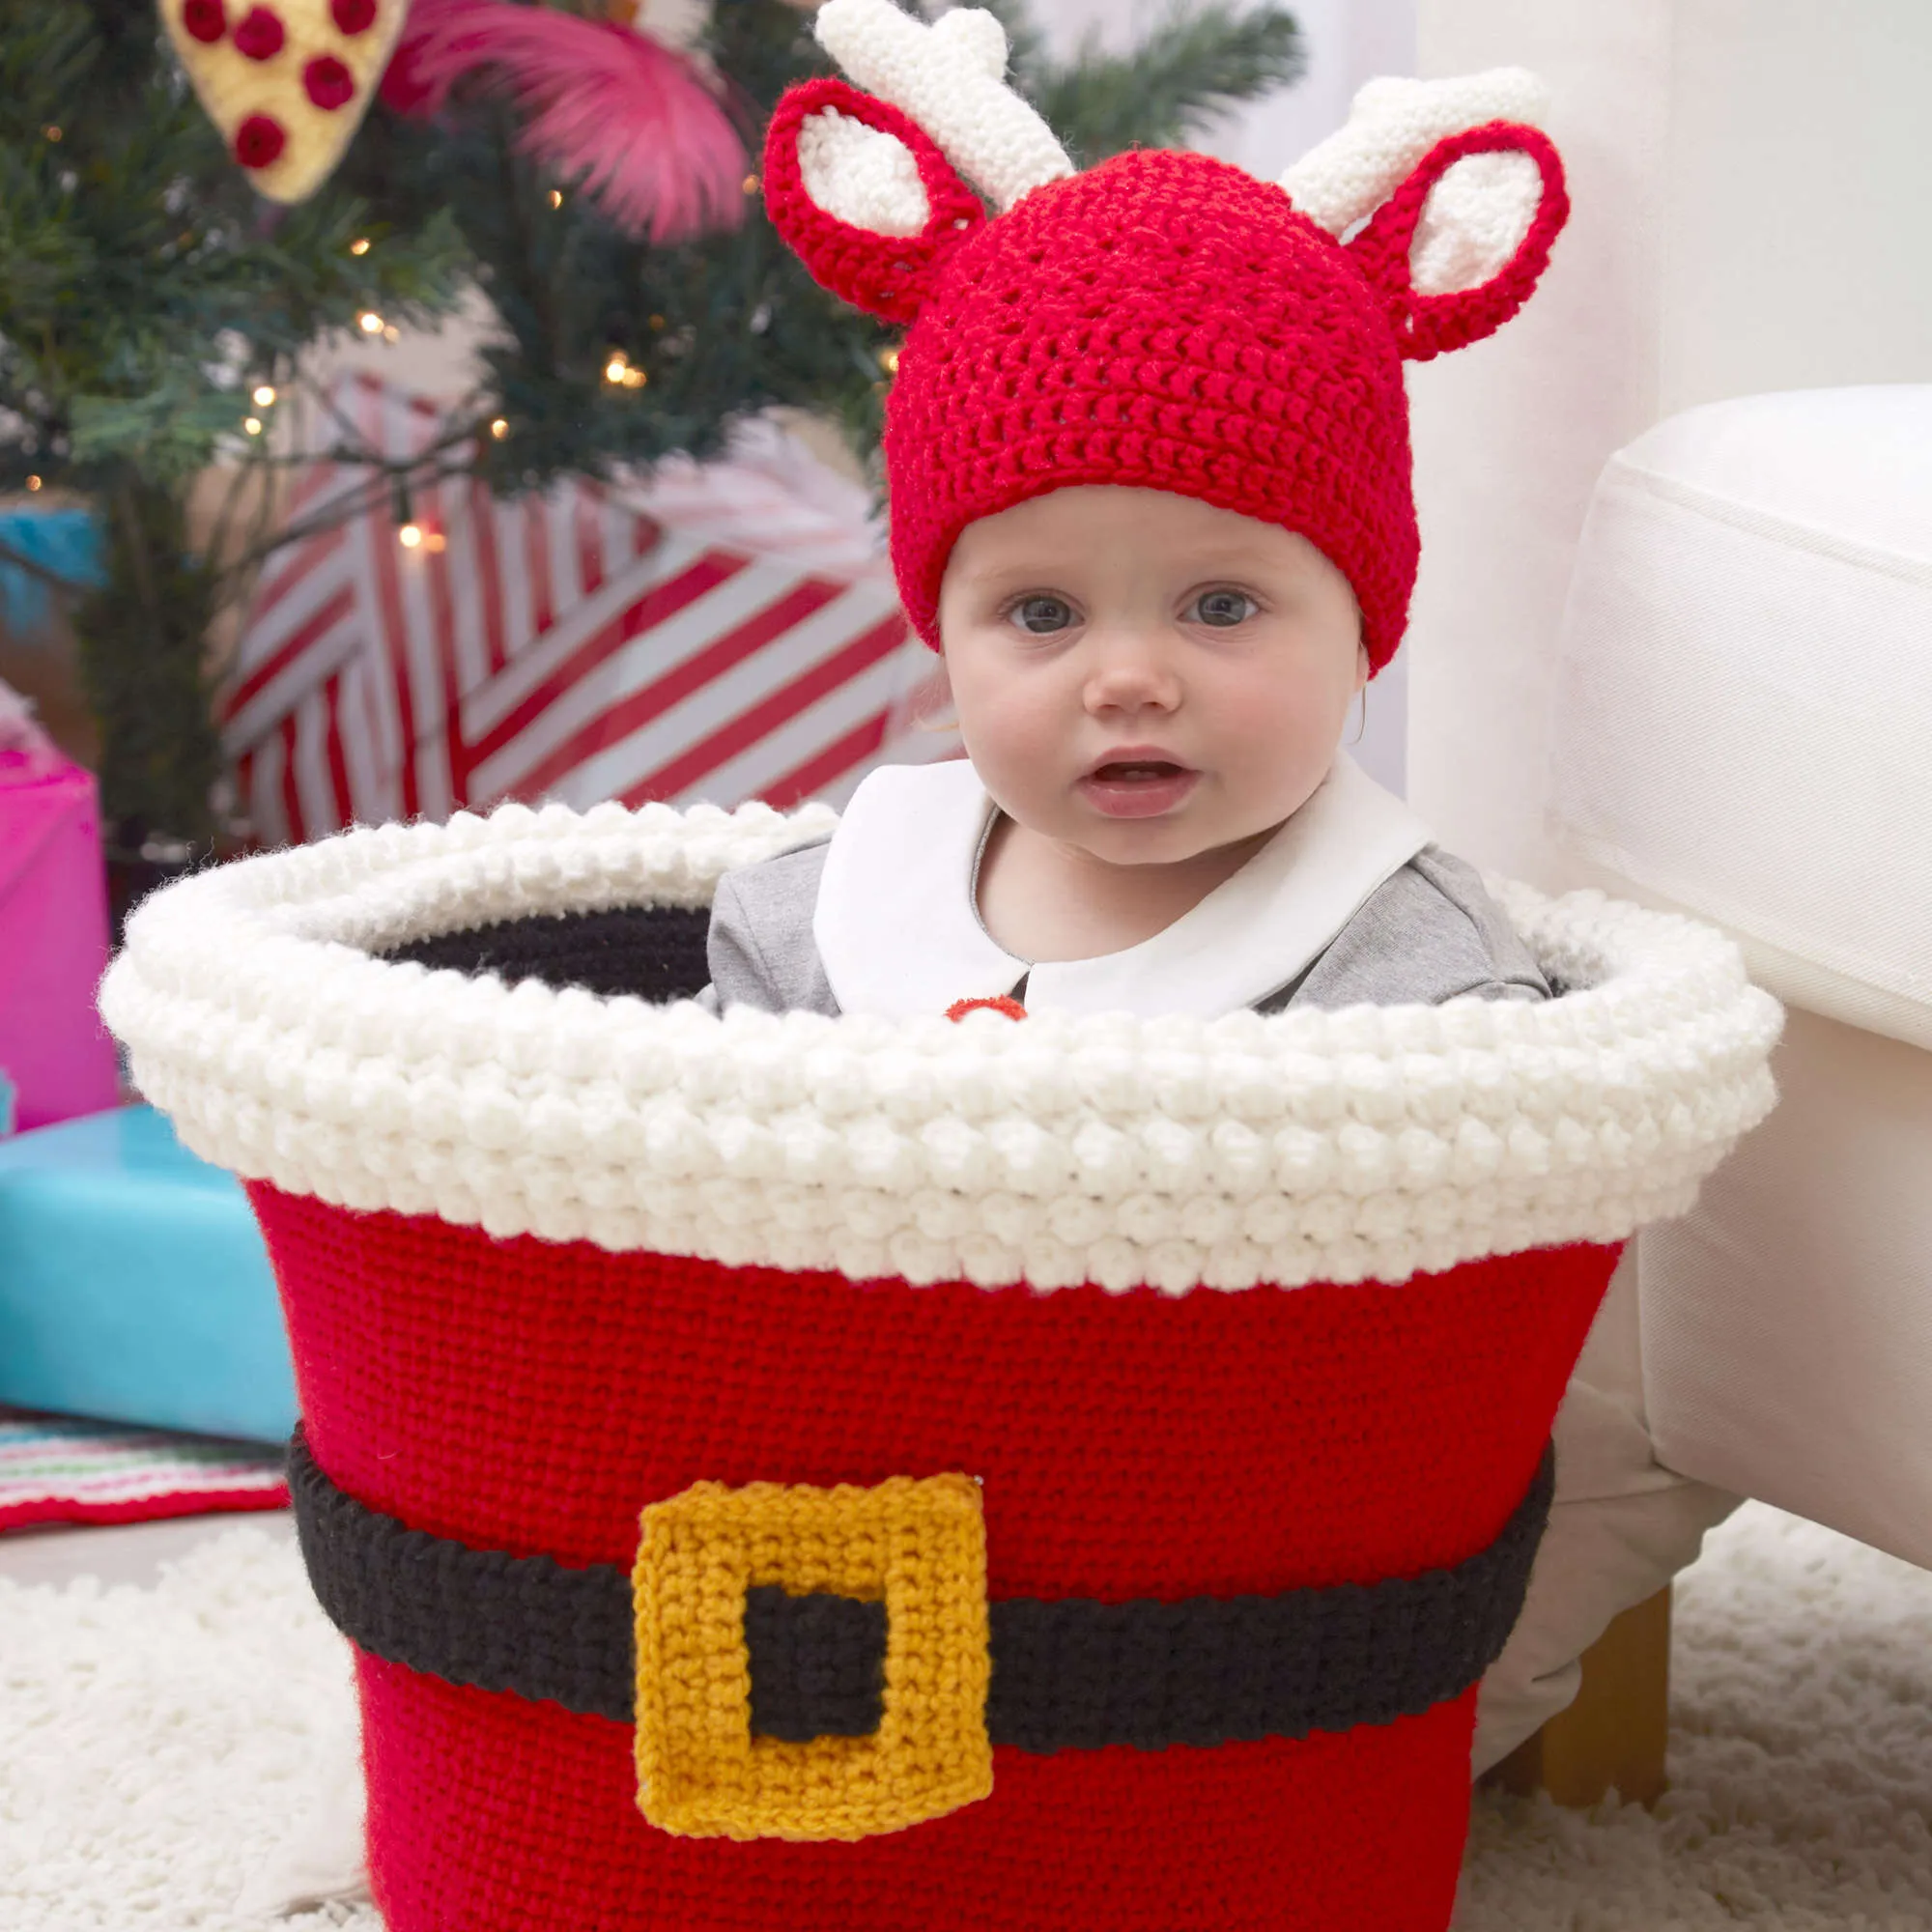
(1188, 588, 1259, 628)
(1009, 594, 1077, 635)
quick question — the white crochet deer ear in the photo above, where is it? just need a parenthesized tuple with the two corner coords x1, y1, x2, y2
(762, 0, 1074, 326)
(765, 78, 987, 325)
(1280, 69, 1554, 295)
(794, 99, 934, 239)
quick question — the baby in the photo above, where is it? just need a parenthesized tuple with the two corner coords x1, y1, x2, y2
(696, 40, 1566, 1025)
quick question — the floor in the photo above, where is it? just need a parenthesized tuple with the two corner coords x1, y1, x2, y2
(0, 1507, 298, 1588)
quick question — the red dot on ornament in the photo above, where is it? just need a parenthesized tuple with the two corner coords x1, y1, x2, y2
(331, 0, 377, 33)
(234, 113, 287, 169)
(182, 0, 227, 43)
(232, 5, 285, 58)
(304, 55, 355, 109)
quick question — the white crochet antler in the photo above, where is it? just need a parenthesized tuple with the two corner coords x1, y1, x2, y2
(1279, 70, 1552, 296)
(799, 0, 1074, 235)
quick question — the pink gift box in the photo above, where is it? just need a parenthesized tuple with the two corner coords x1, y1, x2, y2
(0, 745, 120, 1132)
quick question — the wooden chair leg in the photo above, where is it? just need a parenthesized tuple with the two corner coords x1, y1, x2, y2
(1479, 1583, 1672, 1810)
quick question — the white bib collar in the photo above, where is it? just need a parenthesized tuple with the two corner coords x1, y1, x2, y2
(812, 753, 1436, 1020)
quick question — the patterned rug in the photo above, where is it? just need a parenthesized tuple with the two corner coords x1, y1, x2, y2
(0, 1406, 288, 1532)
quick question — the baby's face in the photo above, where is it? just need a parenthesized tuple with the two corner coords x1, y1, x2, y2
(935, 486, 1369, 872)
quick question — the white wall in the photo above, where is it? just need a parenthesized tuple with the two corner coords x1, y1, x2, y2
(1659, 1, 1932, 414)
(1406, 0, 1932, 887)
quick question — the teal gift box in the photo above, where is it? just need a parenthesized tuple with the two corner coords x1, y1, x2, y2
(0, 1105, 296, 1443)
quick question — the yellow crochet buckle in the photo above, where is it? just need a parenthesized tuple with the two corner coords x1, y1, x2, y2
(632, 1472, 993, 1842)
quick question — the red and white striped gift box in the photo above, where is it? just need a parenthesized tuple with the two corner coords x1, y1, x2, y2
(223, 375, 956, 846)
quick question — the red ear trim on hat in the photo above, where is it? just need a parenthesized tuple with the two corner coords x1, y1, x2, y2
(763, 77, 987, 327)
(1345, 122, 1569, 363)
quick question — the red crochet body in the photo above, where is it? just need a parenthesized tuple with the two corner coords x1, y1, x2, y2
(250, 1182, 1615, 1931)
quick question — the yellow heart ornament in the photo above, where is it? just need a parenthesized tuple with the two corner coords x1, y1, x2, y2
(158, 0, 411, 203)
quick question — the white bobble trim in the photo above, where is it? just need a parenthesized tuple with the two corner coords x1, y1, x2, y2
(99, 793, 1785, 1296)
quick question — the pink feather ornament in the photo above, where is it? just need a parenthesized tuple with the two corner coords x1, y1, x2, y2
(385, 0, 748, 242)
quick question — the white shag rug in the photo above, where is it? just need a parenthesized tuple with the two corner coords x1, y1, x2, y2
(2, 1502, 1928, 1930)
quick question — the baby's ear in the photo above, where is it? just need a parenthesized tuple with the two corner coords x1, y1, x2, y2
(1343, 120, 1568, 361)
(763, 77, 987, 327)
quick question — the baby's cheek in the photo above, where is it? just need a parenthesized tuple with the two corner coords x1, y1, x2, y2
(966, 700, 1055, 795)
(1212, 674, 1350, 793)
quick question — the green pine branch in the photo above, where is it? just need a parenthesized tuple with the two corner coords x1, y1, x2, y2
(335, 0, 1307, 503)
(1024, 3, 1306, 165)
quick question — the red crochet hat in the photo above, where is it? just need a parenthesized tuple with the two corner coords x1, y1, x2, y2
(764, 75, 1566, 677)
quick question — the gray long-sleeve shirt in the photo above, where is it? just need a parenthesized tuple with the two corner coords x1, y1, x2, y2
(697, 831, 1549, 1019)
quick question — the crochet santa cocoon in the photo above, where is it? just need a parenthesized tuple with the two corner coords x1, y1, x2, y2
(101, 788, 1780, 1932)
(96, 10, 1783, 1929)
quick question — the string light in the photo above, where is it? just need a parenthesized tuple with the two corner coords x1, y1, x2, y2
(424, 531, 446, 554)
(549, 188, 563, 209)
(741, 173, 759, 195)
(489, 418, 509, 440)
(383, 324, 399, 343)
(357, 310, 384, 334)
(349, 237, 370, 255)
(26, 475, 43, 492)
(252, 384, 276, 407)
(603, 351, 646, 389)
(394, 481, 418, 550)
(878, 345, 901, 375)
(43, 126, 61, 142)
(242, 416, 263, 436)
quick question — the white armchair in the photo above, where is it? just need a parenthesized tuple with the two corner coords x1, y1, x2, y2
(1546, 385, 1932, 1576)
(1477, 381, 1932, 1802)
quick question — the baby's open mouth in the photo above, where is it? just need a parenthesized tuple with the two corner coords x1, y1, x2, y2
(1078, 761, 1201, 817)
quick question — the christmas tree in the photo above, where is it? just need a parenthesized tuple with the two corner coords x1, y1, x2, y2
(0, 0, 1302, 857)
(0, 0, 470, 853)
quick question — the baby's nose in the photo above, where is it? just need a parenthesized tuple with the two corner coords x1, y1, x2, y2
(1084, 632, 1181, 701)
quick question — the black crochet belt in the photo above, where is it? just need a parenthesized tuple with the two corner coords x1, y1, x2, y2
(287, 1427, 1551, 1756)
